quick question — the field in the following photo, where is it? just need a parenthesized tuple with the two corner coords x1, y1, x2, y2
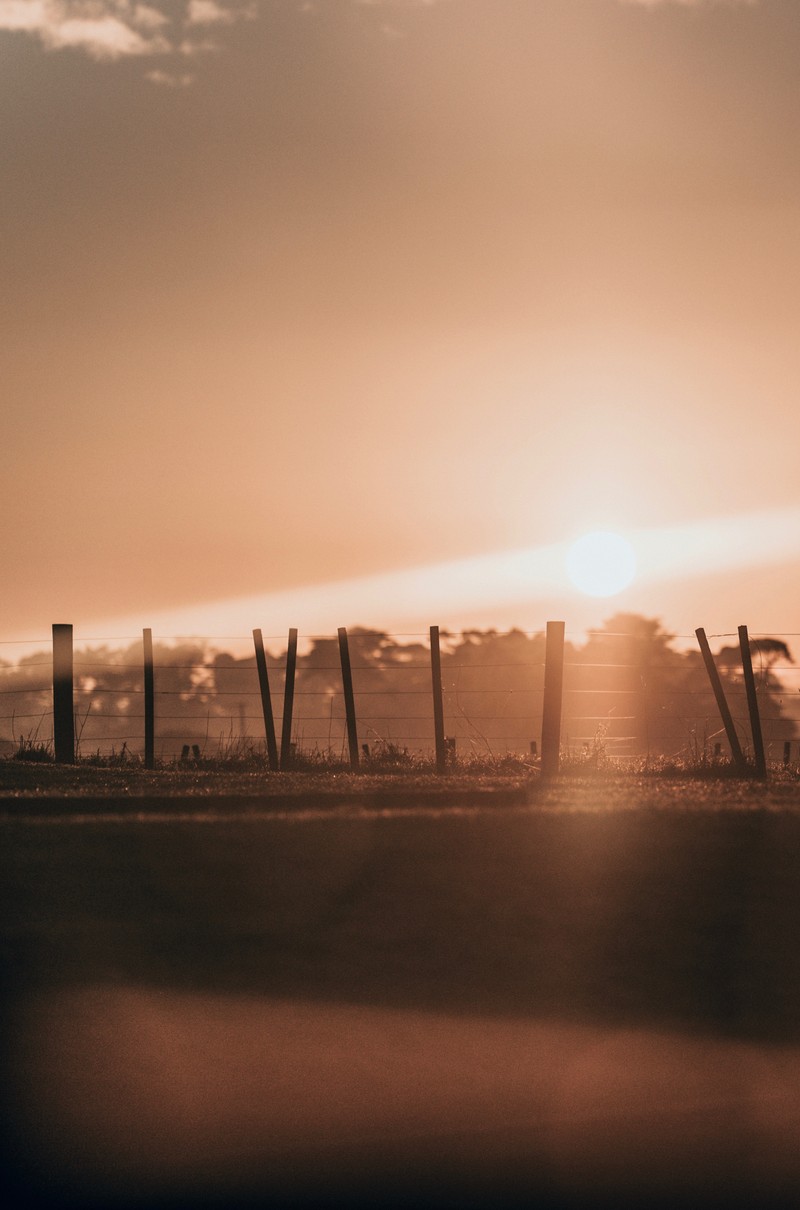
(4, 769, 800, 1208)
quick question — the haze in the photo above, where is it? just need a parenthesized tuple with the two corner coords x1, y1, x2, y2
(3, 0, 800, 644)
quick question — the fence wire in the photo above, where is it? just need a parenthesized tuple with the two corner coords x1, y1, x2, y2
(1, 627, 798, 763)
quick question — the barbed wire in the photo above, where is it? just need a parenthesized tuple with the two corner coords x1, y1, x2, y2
(4, 626, 800, 758)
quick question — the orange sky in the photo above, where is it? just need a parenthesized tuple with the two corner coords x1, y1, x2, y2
(3, 0, 800, 646)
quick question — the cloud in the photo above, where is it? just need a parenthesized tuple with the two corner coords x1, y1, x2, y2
(0, 0, 254, 64)
(0, 0, 760, 69)
(145, 65, 193, 84)
(0, 2, 170, 58)
(186, 0, 236, 24)
(0, 1, 48, 31)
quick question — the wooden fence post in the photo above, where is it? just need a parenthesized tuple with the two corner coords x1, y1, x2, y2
(52, 623, 75, 763)
(253, 629, 279, 771)
(338, 628, 360, 771)
(541, 621, 565, 778)
(143, 628, 154, 770)
(695, 628, 747, 774)
(430, 625, 447, 774)
(739, 624, 767, 779)
(280, 628, 298, 770)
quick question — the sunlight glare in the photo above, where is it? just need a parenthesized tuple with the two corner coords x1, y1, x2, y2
(86, 506, 800, 645)
(565, 531, 637, 598)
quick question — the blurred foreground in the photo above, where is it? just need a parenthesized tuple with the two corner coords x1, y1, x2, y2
(7, 987, 800, 1209)
(3, 785, 800, 1207)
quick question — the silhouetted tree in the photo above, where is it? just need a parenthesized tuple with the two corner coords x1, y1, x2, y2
(0, 619, 795, 761)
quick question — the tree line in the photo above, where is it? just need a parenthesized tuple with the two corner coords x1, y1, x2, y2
(0, 614, 796, 761)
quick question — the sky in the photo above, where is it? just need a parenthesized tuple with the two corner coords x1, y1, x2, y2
(3, 0, 800, 648)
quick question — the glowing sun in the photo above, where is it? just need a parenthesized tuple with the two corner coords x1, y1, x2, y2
(565, 531, 637, 597)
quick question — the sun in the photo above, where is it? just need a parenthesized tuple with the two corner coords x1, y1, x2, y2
(565, 531, 637, 597)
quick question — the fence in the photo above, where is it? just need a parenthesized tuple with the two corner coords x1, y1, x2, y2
(1, 622, 799, 774)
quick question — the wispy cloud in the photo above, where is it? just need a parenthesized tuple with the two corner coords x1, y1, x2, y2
(0, 2, 166, 59)
(145, 65, 193, 84)
(0, 0, 761, 70)
(187, 0, 246, 24)
(0, 0, 255, 64)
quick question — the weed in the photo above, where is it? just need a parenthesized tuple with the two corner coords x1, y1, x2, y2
(282, 746, 350, 774)
(13, 735, 53, 763)
(81, 743, 140, 768)
(361, 739, 424, 770)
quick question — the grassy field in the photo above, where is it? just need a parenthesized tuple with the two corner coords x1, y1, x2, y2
(0, 754, 534, 805)
(4, 773, 800, 1208)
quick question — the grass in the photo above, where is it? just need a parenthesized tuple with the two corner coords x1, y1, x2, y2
(3, 741, 799, 802)
(0, 744, 539, 799)
(8, 700, 795, 789)
(11, 737, 53, 763)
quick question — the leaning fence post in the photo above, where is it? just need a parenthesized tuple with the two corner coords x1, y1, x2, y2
(143, 628, 154, 770)
(52, 623, 75, 763)
(541, 621, 565, 778)
(739, 624, 767, 779)
(430, 625, 447, 774)
(695, 628, 747, 774)
(280, 628, 298, 770)
(338, 628, 360, 771)
(253, 629, 279, 771)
